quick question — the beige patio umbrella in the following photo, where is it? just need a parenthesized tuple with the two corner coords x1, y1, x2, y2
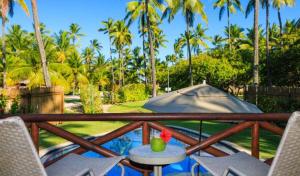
(144, 83, 262, 113)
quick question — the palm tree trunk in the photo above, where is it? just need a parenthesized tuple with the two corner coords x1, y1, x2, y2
(31, 0, 51, 88)
(109, 37, 115, 103)
(227, 2, 231, 54)
(142, 15, 148, 86)
(118, 50, 122, 87)
(2, 20, 6, 88)
(253, 0, 259, 86)
(185, 16, 193, 86)
(277, 8, 283, 37)
(266, 0, 271, 86)
(145, 0, 156, 97)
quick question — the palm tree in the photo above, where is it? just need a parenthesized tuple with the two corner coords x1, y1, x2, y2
(31, 0, 51, 87)
(127, 47, 145, 83)
(89, 39, 102, 54)
(145, 0, 164, 97)
(152, 26, 168, 53)
(82, 47, 95, 79)
(225, 24, 245, 50)
(110, 20, 132, 87)
(67, 51, 88, 94)
(174, 38, 184, 59)
(125, 0, 163, 87)
(191, 24, 210, 55)
(163, 0, 207, 86)
(1, 0, 29, 88)
(211, 35, 225, 58)
(213, 0, 242, 54)
(54, 30, 72, 63)
(273, 0, 295, 37)
(212, 35, 224, 49)
(99, 18, 116, 102)
(6, 24, 31, 57)
(68, 23, 84, 46)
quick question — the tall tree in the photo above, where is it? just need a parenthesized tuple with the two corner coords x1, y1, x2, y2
(111, 20, 132, 87)
(163, 0, 207, 86)
(214, 0, 242, 54)
(191, 24, 210, 54)
(145, 0, 162, 96)
(31, 0, 51, 87)
(128, 47, 145, 83)
(125, 0, 162, 86)
(246, 0, 271, 85)
(1, 0, 29, 88)
(99, 18, 116, 101)
(54, 30, 72, 63)
(68, 23, 84, 46)
(67, 51, 87, 94)
(253, 0, 259, 87)
(273, 0, 295, 37)
(89, 39, 102, 54)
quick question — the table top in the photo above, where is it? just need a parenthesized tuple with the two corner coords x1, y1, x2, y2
(129, 144, 186, 165)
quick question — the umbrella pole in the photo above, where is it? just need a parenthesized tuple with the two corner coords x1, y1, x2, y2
(197, 120, 203, 176)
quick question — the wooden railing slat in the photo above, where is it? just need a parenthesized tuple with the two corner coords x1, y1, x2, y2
(186, 122, 255, 155)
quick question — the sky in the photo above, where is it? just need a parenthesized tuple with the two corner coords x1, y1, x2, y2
(6, 0, 300, 61)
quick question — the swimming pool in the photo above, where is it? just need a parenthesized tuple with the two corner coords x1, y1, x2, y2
(42, 127, 238, 175)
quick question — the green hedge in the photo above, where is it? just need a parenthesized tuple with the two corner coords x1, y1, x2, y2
(80, 85, 103, 113)
(119, 84, 149, 102)
(257, 96, 300, 113)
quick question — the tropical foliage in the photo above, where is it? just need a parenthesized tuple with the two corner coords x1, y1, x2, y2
(0, 0, 298, 112)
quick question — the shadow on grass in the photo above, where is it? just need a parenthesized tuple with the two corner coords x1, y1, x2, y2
(64, 99, 81, 103)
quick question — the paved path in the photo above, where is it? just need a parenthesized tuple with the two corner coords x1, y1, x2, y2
(64, 95, 83, 113)
(102, 104, 112, 113)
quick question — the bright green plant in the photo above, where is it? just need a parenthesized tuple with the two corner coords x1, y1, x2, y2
(80, 85, 103, 113)
(119, 84, 149, 102)
(0, 95, 7, 112)
(10, 97, 20, 114)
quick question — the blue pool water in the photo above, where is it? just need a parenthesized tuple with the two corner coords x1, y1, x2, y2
(42, 127, 237, 176)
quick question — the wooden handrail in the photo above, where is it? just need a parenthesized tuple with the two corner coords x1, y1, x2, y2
(0, 113, 291, 121)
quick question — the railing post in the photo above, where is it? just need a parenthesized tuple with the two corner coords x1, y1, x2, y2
(31, 123, 39, 153)
(251, 122, 259, 158)
(142, 122, 150, 145)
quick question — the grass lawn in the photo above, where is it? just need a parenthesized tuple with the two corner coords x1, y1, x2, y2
(108, 101, 281, 159)
(108, 101, 151, 113)
(40, 121, 126, 149)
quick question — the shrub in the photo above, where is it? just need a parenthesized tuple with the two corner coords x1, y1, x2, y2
(80, 85, 103, 113)
(10, 97, 20, 114)
(119, 84, 149, 102)
(0, 95, 7, 114)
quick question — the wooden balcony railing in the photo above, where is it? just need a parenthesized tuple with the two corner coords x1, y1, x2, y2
(0, 113, 291, 175)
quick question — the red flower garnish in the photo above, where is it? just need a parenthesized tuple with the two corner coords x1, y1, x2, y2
(160, 129, 172, 143)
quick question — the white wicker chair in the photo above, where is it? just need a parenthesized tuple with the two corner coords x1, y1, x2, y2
(191, 111, 300, 176)
(0, 116, 125, 176)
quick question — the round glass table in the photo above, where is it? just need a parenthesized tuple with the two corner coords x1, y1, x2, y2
(129, 144, 186, 176)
